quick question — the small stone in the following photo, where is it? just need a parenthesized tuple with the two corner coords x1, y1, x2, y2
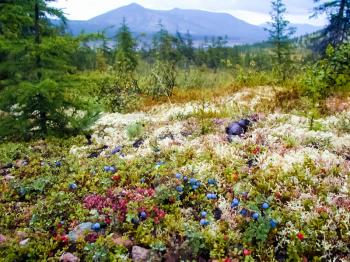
(60, 252, 80, 262)
(112, 234, 133, 249)
(132, 246, 151, 262)
(68, 222, 93, 242)
(19, 238, 30, 246)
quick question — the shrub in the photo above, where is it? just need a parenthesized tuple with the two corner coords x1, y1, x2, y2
(126, 122, 144, 140)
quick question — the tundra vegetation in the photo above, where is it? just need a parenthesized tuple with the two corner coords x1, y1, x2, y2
(0, 0, 349, 261)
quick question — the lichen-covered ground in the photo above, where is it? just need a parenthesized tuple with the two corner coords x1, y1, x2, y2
(1, 87, 349, 261)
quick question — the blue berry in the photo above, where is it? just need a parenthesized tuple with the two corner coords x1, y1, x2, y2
(262, 202, 269, 209)
(201, 211, 207, 218)
(176, 186, 183, 192)
(91, 223, 100, 231)
(140, 211, 147, 219)
(183, 176, 188, 182)
(111, 146, 122, 154)
(252, 212, 259, 220)
(240, 208, 248, 216)
(175, 173, 182, 179)
(192, 185, 199, 190)
(104, 166, 111, 172)
(231, 198, 240, 207)
(200, 219, 209, 226)
(140, 178, 146, 183)
(109, 166, 116, 173)
(19, 188, 26, 196)
(131, 218, 139, 225)
(270, 219, 277, 229)
(55, 161, 62, 167)
(189, 178, 197, 184)
(208, 179, 217, 185)
(69, 183, 77, 190)
(207, 193, 217, 199)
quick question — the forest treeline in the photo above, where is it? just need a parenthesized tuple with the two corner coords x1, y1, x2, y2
(0, 0, 349, 141)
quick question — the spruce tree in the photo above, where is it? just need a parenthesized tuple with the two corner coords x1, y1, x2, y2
(0, 0, 99, 140)
(312, 0, 350, 53)
(115, 19, 138, 72)
(265, 0, 295, 81)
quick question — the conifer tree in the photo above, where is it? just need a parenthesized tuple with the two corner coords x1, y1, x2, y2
(312, 0, 350, 53)
(265, 0, 295, 81)
(0, 0, 99, 140)
(115, 19, 138, 72)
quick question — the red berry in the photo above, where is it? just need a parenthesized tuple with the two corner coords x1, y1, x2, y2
(243, 249, 251, 256)
(297, 232, 304, 240)
(112, 175, 120, 182)
(60, 235, 69, 244)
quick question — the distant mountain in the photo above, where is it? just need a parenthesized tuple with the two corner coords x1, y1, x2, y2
(66, 3, 322, 44)
(66, 3, 268, 44)
(260, 23, 323, 37)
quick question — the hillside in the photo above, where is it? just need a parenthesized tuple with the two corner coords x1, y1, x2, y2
(67, 3, 267, 43)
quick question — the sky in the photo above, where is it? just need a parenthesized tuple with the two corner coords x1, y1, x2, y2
(52, 0, 327, 26)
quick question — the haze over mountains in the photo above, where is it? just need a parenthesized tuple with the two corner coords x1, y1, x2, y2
(67, 3, 322, 44)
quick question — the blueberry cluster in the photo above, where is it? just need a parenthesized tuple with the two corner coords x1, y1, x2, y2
(103, 165, 116, 173)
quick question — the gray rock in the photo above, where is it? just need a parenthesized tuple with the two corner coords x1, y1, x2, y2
(60, 252, 80, 262)
(68, 222, 93, 242)
(132, 246, 151, 262)
(112, 234, 133, 248)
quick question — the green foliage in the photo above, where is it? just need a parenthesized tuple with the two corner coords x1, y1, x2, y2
(0, 78, 100, 140)
(0, 143, 30, 165)
(243, 217, 274, 243)
(93, 21, 141, 113)
(302, 43, 350, 129)
(126, 122, 144, 140)
(321, 44, 350, 91)
(149, 61, 177, 98)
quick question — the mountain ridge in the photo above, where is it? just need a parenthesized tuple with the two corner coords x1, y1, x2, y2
(66, 3, 321, 44)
